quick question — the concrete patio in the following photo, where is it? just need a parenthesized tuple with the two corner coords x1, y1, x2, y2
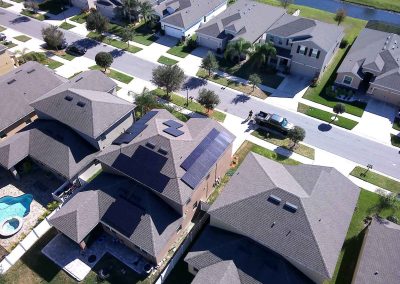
(42, 231, 150, 281)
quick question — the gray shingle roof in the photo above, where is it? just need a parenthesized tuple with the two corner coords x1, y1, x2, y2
(337, 28, 400, 90)
(49, 173, 182, 258)
(353, 217, 400, 284)
(97, 109, 234, 207)
(207, 152, 360, 280)
(196, 0, 286, 43)
(0, 61, 66, 132)
(185, 226, 312, 284)
(159, 0, 227, 29)
(267, 14, 344, 52)
(30, 71, 132, 139)
(0, 120, 99, 179)
(192, 260, 241, 284)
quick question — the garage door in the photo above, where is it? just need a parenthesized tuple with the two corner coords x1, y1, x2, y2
(290, 61, 320, 78)
(164, 25, 183, 39)
(197, 35, 220, 50)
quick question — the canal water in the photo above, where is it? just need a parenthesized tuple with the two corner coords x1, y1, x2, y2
(294, 0, 400, 25)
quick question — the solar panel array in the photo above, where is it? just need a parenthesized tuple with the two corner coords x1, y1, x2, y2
(113, 124, 147, 145)
(181, 128, 232, 189)
(162, 119, 185, 137)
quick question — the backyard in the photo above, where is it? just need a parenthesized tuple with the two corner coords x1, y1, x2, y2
(330, 189, 400, 284)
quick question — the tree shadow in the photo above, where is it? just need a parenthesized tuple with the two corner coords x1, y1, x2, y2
(318, 123, 332, 132)
(109, 48, 125, 58)
(71, 38, 100, 49)
(182, 77, 207, 91)
(231, 94, 250, 105)
(9, 16, 31, 24)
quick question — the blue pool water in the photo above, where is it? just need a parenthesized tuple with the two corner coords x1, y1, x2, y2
(0, 194, 33, 223)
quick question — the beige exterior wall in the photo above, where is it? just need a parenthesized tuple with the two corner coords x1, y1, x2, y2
(0, 51, 14, 76)
(368, 84, 400, 106)
(335, 72, 362, 89)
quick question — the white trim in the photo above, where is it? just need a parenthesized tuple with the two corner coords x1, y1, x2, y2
(342, 75, 353, 85)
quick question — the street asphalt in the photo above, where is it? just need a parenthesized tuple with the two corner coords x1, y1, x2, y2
(1, 8, 399, 180)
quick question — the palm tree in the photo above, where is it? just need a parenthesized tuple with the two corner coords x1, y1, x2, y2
(121, 0, 139, 23)
(224, 38, 252, 64)
(135, 87, 158, 116)
(15, 48, 29, 64)
(250, 42, 276, 70)
(121, 25, 136, 49)
(140, 0, 154, 24)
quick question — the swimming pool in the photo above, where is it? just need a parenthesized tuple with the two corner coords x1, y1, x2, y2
(0, 194, 33, 236)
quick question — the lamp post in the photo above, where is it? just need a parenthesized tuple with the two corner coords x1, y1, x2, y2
(62, 6, 67, 23)
(186, 87, 189, 106)
(363, 164, 373, 177)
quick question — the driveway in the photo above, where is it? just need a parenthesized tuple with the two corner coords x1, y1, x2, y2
(1, 8, 400, 180)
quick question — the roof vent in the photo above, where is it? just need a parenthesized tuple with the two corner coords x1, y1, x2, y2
(64, 95, 73, 101)
(374, 271, 379, 275)
(158, 148, 168, 155)
(27, 68, 35, 74)
(75, 77, 83, 83)
(145, 142, 155, 149)
(267, 194, 281, 205)
(15, 70, 22, 74)
(77, 101, 86, 107)
(7, 79, 16, 84)
(284, 202, 298, 213)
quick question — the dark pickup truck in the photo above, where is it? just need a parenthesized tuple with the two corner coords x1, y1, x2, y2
(254, 111, 294, 135)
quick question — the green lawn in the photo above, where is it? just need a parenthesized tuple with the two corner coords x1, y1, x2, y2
(257, 0, 367, 116)
(197, 68, 270, 99)
(167, 43, 196, 58)
(20, 52, 64, 70)
(158, 56, 178, 65)
(298, 103, 358, 130)
(46, 59, 63, 69)
(252, 128, 315, 160)
(0, 2, 13, 8)
(107, 22, 158, 46)
(21, 9, 47, 21)
(393, 117, 400, 131)
(330, 189, 400, 284)
(9, 0, 23, 2)
(87, 32, 142, 53)
(89, 65, 134, 84)
(153, 89, 226, 122)
(391, 134, 400, 148)
(59, 22, 75, 30)
(216, 57, 285, 89)
(350, 166, 400, 193)
(13, 35, 31, 42)
(0, 25, 6, 32)
(344, 0, 400, 13)
(57, 52, 75, 61)
(70, 13, 88, 24)
(1, 41, 17, 49)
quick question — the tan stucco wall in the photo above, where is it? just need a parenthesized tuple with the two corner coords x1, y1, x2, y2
(368, 85, 400, 106)
(0, 52, 14, 76)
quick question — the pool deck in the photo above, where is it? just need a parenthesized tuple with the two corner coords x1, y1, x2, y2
(0, 169, 62, 251)
(42, 232, 151, 281)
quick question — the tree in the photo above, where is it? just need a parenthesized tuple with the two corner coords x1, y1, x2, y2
(333, 103, 345, 120)
(376, 189, 399, 211)
(134, 87, 158, 116)
(335, 8, 347, 25)
(140, 0, 154, 24)
(224, 38, 252, 63)
(42, 25, 65, 51)
(23, 0, 39, 13)
(121, 0, 140, 23)
(201, 52, 219, 76)
(250, 42, 276, 70)
(95, 52, 113, 72)
(86, 11, 109, 35)
(151, 65, 185, 99)
(198, 89, 220, 113)
(15, 47, 29, 64)
(248, 74, 261, 91)
(287, 126, 306, 149)
(120, 25, 136, 49)
(279, 0, 293, 9)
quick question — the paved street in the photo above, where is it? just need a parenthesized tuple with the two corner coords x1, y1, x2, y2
(1, 8, 399, 180)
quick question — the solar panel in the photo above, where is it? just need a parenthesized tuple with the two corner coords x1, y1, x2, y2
(163, 127, 184, 137)
(181, 129, 233, 189)
(163, 120, 183, 129)
(113, 124, 147, 145)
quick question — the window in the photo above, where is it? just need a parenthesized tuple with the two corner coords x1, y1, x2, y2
(298, 45, 306, 55)
(176, 225, 182, 233)
(286, 39, 289, 45)
(193, 201, 198, 210)
(343, 76, 353, 85)
(269, 35, 274, 42)
(278, 38, 283, 45)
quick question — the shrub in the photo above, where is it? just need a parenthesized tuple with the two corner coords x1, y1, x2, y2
(387, 215, 399, 224)
(340, 39, 348, 49)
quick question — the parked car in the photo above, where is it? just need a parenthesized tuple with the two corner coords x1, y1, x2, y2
(0, 33, 6, 41)
(66, 44, 87, 56)
(254, 111, 294, 135)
